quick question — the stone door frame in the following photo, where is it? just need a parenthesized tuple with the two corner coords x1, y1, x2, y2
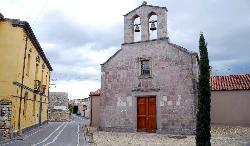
(132, 91, 161, 132)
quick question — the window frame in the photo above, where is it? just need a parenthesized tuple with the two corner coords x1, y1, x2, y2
(138, 57, 152, 78)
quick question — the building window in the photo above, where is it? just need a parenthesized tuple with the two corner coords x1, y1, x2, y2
(41, 70, 44, 84)
(46, 72, 48, 86)
(141, 59, 150, 76)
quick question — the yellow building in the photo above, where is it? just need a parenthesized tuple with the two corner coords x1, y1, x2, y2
(0, 14, 53, 140)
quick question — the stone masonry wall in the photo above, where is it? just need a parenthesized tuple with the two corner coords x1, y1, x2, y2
(48, 109, 70, 122)
(48, 92, 69, 121)
(100, 39, 198, 134)
(0, 101, 12, 140)
(49, 92, 68, 109)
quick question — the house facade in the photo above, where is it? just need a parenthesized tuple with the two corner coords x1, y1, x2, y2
(48, 92, 69, 121)
(89, 89, 101, 127)
(211, 74, 250, 126)
(100, 3, 198, 134)
(0, 14, 52, 140)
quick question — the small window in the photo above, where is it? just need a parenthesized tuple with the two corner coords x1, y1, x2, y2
(141, 60, 150, 75)
(41, 70, 44, 84)
(46, 73, 48, 86)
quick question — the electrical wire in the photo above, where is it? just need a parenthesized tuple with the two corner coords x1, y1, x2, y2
(32, 0, 51, 25)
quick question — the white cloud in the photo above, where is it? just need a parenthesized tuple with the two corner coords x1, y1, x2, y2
(76, 45, 119, 64)
(50, 79, 100, 99)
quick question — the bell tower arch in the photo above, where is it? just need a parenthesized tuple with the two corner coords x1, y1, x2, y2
(123, 1, 168, 44)
(148, 11, 157, 40)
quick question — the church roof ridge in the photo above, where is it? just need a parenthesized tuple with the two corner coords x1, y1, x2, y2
(101, 49, 122, 65)
(168, 42, 197, 55)
(123, 3, 168, 16)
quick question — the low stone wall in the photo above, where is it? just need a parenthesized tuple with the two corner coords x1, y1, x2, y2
(48, 109, 70, 122)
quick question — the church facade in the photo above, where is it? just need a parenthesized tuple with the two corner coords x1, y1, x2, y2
(100, 2, 199, 134)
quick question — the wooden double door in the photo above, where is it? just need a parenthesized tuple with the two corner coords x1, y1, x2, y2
(137, 96, 157, 132)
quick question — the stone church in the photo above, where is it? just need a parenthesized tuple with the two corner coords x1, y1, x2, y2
(100, 2, 199, 134)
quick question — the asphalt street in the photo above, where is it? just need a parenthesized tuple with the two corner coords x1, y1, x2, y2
(1, 115, 88, 146)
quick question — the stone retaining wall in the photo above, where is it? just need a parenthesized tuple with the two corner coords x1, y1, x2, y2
(48, 109, 70, 121)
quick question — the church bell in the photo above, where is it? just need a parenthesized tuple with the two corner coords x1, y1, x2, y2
(150, 22, 156, 31)
(134, 25, 140, 32)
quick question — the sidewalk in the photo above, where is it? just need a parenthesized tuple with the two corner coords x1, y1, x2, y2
(89, 125, 250, 146)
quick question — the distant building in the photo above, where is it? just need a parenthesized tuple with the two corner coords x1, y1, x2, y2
(89, 89, 101, 127)
(0, 14, 52, 140)
(70, 98, 90, 118)
(49, 92, 69, 110)
(48, 92, 70, 121)
(100, 3, 198, 134)
(70, 99, 83, 114)
(211, 74, 250, 126)
(82, 98, 91, 118)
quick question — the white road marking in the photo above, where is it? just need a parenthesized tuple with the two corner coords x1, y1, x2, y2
(43, 122, 69, 146)
(31, 122, 66, 146)
(1, 116, 86, 146)
(24, 123, 50, 139)
(1, 124, 51, 146)
(76, 124, 80, 146)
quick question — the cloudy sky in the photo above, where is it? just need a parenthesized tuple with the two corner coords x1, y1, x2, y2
(1, 0, 250, 99)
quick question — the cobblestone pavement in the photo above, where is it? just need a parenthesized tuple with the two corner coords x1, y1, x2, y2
(1, 115, 88, 146)
(91, 125, 250, 146)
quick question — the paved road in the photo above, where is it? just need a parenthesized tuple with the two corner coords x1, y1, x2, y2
(2, 115, 88, 146)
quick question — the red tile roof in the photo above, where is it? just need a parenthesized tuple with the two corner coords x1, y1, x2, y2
(89, 89, 100, 96)
(210, 74, 250, 91)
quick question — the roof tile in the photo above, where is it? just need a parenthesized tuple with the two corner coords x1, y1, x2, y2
(210, 74, 250, 91)
(89, 89, 100, 96)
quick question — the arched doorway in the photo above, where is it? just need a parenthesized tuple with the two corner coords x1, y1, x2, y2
(73, 106, 78, 114)
(0, 100, 12, 140)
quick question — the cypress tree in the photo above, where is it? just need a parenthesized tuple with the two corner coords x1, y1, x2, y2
(196, 33, 211, 146)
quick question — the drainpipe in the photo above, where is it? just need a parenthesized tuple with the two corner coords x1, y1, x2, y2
(18, 36, 28, 134)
